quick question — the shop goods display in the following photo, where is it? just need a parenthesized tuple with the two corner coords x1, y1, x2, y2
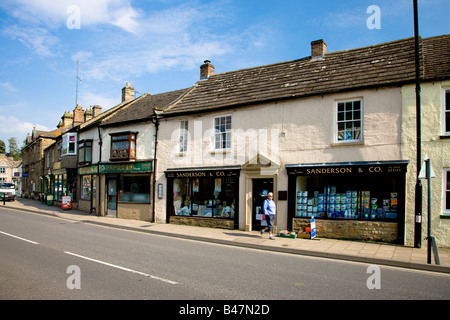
(295, 187, 398, 220)
(278, 230, 297, 238)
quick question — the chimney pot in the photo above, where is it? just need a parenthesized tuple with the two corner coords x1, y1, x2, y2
(200, 60, 215, 79)
(311, 39, 327, 58)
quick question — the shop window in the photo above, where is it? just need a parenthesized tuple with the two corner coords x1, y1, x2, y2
(214, 115, 232, 150)
(444, 169, 450, 214)
(336, 99, 362, 142)
(78, 140, 92, 164)
(119, 175, 150, 203)
(179, 120, 189, 153)
(294, 174, 400, 220)
(173, 176, 236, 218)
(80, 175, 92, 200)
(110, 132, 136, 161)
(444, 90, 450, 135)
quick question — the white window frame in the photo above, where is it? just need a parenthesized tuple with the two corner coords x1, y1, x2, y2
(444, 169, 450, 215)
(62, 133, 77, 156)
(213, 114, 232, 150)
(335, 98, 363, 143)
(443, 87, 450, 136)
(179, 120, 189, 154)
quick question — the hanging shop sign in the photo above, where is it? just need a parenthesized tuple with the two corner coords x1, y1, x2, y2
(99, 161, 152, 174)
(286, 161, 409, 176)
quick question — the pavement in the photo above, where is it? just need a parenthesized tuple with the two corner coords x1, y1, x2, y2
(2, 197, 450, 274)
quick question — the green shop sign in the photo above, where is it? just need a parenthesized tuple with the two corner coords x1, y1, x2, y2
(78, 165, 98, 175)
(100, 162, 152, 173)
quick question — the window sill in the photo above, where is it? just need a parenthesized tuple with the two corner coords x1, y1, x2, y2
(439, 135, 450, 140)
(331, 140, 364, 147)
(210, 149, 231, 154)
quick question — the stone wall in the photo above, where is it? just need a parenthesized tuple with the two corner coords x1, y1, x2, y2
(170, 216, 234, 229)
(293, 218, 398, 243)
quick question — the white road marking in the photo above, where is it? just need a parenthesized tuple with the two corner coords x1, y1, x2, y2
(0, 230, 39, 245)
(64, 251, 178, 285)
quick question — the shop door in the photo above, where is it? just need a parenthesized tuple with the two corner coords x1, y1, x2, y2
(252, 178, 273, 231)
(107, 178, 117, 217)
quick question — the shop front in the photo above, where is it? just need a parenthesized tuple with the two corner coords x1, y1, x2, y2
(77, 165, 98, 214)
(286, 160, 409, 243)
(165, 167, 241, 229)
(99, 161, 153, 221)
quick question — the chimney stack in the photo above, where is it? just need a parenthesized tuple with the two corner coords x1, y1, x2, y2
(311, 39, 327, 58)
(60, 111, 73, 128)
(200, 60, 215, 79)
(122, 82, 134, 102)
(73, 104, 84, 126)
(93, 105, 102, 117)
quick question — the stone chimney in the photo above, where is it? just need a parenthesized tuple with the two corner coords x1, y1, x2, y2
(200, 60, 215, 79)
(60, 111, 73, 128)
(93, 105, 102, 118)
(84, 106, 93, 122)
(311, 39, 327, 58)
(73, 104, 84, 126)
(122, 82, 134, 102)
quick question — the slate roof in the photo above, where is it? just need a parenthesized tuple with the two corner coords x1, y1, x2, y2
(162, 35, 450, 116)
(101, 88, 190, 127)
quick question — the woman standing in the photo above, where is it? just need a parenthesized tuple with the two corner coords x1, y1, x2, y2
(261, 192, 276, 240)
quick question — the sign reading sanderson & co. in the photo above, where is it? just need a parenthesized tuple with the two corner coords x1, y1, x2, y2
(286, 161, 409, 176)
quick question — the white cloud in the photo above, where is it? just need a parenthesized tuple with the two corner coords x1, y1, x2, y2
(3, 25, 60, 57)
(3, 0, 141, 32)
(0, 115, 50, 139)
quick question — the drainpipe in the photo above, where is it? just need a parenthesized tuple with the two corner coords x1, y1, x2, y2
(97, 123, 103, 217)
(151, 111, 159, 223)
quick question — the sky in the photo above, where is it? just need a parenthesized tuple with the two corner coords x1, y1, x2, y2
(0, 0, 448, 151)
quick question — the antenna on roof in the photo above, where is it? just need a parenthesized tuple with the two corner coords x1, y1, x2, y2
(76, 60, 82, 106)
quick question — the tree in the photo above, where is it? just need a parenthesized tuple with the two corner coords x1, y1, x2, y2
(8, 137, 21, 161)
(0, 140, 5, 154)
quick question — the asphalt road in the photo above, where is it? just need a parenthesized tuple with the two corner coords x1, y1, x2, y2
(1, 207, 450, 303)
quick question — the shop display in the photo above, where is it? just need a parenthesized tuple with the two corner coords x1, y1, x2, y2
(295, 186, 398, 220)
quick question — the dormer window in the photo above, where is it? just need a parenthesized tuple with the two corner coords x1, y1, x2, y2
(110, 132, 137, 161)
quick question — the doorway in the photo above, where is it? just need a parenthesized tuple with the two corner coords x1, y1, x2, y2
(106, 177, 117, 217)
(252, 178, 273, 231)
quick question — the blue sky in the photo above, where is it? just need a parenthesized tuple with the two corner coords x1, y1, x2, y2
(0, 0, 448, 150)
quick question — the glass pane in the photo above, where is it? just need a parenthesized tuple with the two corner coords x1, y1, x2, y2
(446, 92, 450, 111)
(337, 112, 345, 121)
(86, 147, 92, 162)
(446, 191, 450, 210)
(337, 102, 345, 112)
(78, 148, 85, 162)
(446, 112, 450, 133)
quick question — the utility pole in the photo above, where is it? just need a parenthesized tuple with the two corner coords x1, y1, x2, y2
(413, 0, 422, 248)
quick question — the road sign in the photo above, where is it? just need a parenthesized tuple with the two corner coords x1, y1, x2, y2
(418, 155, 435, 179)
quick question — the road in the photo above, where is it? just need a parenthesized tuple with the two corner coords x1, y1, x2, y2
(1, 207, 450, 304)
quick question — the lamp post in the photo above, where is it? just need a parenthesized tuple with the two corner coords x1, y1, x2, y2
(413, 0, 422, 248)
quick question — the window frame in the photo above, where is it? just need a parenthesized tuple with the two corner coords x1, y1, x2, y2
(179, 120, 189, 154)
(213, 114, 232, 151)
(444, 169, 450, 215)
(78, 139, 93, 165)
(335, 98, 363, 143)
(443, 88, 450, 136)
(109, 131, 137, 161)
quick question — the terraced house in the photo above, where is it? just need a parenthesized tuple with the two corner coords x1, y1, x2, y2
(152, 35, 450, 247)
